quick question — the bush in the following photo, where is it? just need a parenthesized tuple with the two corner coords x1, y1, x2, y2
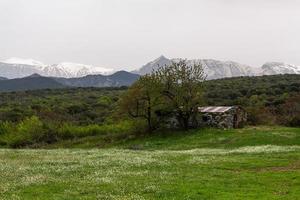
(57, 120, 138, 140)
(0, 116, 146, 148)
(0, 116, 48, 147)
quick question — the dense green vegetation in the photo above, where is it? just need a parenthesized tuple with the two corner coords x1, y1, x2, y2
(0, 74, 299, 148)
(0, 87, 125, 125)
(1, 127, 300, 199)
(204, 74, 300, 125)
(204, 74, 300, 106)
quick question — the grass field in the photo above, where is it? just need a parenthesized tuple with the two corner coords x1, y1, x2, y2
(1, 127, 300, 200)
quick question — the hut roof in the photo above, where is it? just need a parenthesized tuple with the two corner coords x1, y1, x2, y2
(198, 106, 234, 113)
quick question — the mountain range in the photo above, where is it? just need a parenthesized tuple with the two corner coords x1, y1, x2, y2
(133, 56, 300, 79)
(0, 57, 113, 79)
(0, 56, 300, 92)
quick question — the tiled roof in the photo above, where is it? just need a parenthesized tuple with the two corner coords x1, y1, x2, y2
(198, 106, 234, 113)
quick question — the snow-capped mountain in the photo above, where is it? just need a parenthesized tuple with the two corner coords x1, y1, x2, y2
(2, 56, 300, 80)
(132, 56, 172, 75)
(43, 63, 113, 78)
(0, 58, 113, 79)
(134, 56, 300, 79)
(260, 62, 300, 75)
(185, 59, 254, 80)
(3, 57, 46, 67)
(0, 62, 41, 79)
(134, 56, 255, 80)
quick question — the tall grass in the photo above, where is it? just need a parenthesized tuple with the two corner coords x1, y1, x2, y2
(57, 121, 136, 139)
(0, 116, 146, 148)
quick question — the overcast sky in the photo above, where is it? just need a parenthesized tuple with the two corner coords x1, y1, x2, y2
(1, 0, 300, 70)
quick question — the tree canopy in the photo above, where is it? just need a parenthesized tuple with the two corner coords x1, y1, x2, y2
(118, 59, 206, 131)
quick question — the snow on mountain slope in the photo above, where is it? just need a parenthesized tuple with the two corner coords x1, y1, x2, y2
(132, 55, 171, 75)
(185, 59, 254, 80)
(43, 63, 113, 78)
(134, 56, 255, 80)
(0, 58, 113, 78)
(260, 62, 300, 75)
(0, 62, 41, 79)
(2, 56, 300, 80)
(3, 57, 46, 67)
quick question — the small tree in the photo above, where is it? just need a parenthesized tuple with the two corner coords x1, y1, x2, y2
(155, 59, 206, 129)
(118, 74, 162, 131)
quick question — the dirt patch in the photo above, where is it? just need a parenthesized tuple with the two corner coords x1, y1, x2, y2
(255, 160, 300, 172)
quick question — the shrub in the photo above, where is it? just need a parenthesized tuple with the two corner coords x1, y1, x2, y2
(0, 117, 146, 148)
(1, 116, 47, 147)
(57, 120, 138, 140)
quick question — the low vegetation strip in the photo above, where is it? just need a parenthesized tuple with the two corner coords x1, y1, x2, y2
(1, 145, 300, 199)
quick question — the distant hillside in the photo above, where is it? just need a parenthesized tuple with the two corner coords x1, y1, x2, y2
(204, 74, 300, 106)
(0, 75, 66, 92)
(0, 77, 8, 81)
(54, 71, 140, 87)
(0, 71, 140, 92)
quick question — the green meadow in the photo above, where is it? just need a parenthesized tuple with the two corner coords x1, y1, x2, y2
(1, 127, 300, 200)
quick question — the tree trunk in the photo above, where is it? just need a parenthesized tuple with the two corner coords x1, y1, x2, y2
(147, 101, 152, 132)
(183, 117, 189, 130)
(147, 116, 152, 132)
(178, 111, 190, 130)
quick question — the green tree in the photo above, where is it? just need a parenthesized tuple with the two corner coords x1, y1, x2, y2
(118, 74, 162, 131)
(155, 59, 206, 129)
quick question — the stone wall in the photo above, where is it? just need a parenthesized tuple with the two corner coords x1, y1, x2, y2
(199, 107, 247, 129)
(161, 106, 247, 129)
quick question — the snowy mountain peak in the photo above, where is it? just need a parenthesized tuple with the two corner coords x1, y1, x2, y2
(55, 62, 113, 74)
(0, 59, 113, 79)
(261, 62, 300, 75)
(55, 62, 93, 70)
(47, 62, 114, 77)
(132, 56, 171, 75)
(134, 56, 255, 80)
(154, 55, 168, 61)
(3, 57, 45, 67)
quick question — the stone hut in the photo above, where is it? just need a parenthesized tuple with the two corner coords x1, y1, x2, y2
(198, 106, 247, 129)
(160, 106, 247, 129)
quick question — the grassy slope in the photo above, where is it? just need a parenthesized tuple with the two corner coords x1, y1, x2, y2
(117, 126, 300, 150)
(1, 127, 300, 200)
(47, 126, 300, 149)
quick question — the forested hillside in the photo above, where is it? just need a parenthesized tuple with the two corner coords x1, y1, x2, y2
(204, 74, 300, 125)
(0, 87, 125, 125)
(0, 74, 299, 125)
(0, 74, 299, 148)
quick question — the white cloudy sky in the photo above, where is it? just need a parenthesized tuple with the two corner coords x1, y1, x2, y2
(1, 0, 300, 70)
